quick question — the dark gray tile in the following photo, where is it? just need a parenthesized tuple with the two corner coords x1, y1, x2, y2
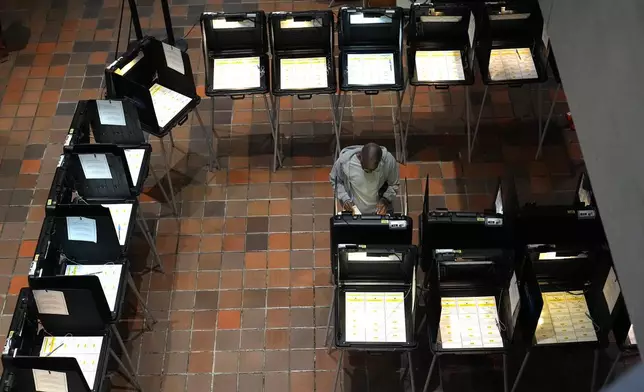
(242, 290, 266, 308)
(246, 234, 267, 251)
(290, 251, 313, 268)
(45, 78, 64, 90)
(5, 207, 28, 223)
(246, 217, 268, 233)
(72, 42, 93, 52)
(194, 291, 218, 310)
(14, 54, 35, 66)
(97, 19, 115, 29)
(85, 65, 105, 77)
(0, 191, 12, 206)
(91, 41, 111, 51)
(23, 145, 46, 160)
(70, 53, 91, 65)
(51, 54, 71, 66)
(10, 190, 34, 206)
(216, 330, 240, 350)
(0, 160, 21, 176)
(82, 77, 103, 89)
(56, 103, 77, 116)
(203, 201, 225, 217)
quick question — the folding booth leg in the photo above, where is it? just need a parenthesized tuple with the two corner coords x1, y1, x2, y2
(109, 348, 143, 392)
(330, 94, 341, 160)
(335, 92, 347, 159)
(393, 90, 404, 163)
(408, 351, 416, 392)
(270, 96, 283, 172)
(148, 165, 176, 218)
(127, 273, 158, 331)
(510, 350, 531, 392)
(135, 208, 164, 274)
(195, 109, 219, 171)
(110, 324, 140, 383)
(159, 138, 178, 215)
(264, 93, 283, 168)
(333, 350, 345, 392)
(602, 350, 623, 388)
(168, 132, 175, 149)
(469, 85, 488, 162)
(535, 83, 561, 159)
(503, 353, 509, 392)
(401, 85, 417, 164)
(465, 85, 471, 156)
(421, 354, 438, 392)
(590, 348, 600, 392)
(324, 293, 335, 352)
(537, 85, 543, 146)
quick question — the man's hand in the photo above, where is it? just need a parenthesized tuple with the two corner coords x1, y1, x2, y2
(376, 198, 389, 215)
(343, 200, 355, 212)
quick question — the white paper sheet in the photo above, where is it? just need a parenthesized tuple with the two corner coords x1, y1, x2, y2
(280, 57, 328, 90)
(347, 53, 395, 86)
(100, 203, 133, 246)
(541, 20, 549, 49)
(439, 296, 503, 349)
(344, 291, 407, 343)
(489, 48, 538, 81)
(65, 264, 123, 311)
(78, 154, 112, 180)
(535, 291, 597, 345)
(40, 336, 104, 389)
(414, 50, 465, 82)
(628, 324, 637, 345)
(33, 290, 69, 316)
(347, 252, 401, 262)
(213, 57, 261, 91)
(509, 272, 520, 315)
(96, 100, 126, 126)
(495, 188, 503, 214)
(149, 83, 192, 128)
(467, 12, 476, 48)
(162, 42, 185, 75)
(602, 267, 621, 314)
(33, 369, 68, 392)
(66, 217, 97, 243)
(115, 52, 143, 76)
(124, 148, 145, 187)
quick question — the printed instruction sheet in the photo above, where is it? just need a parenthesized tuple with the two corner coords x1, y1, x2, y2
(415, 50, 465, 82)
(100, 203, 133, 246)
(280, 57, 328, 90)
(65, 264, 123, 312)
(40, 335, 104, 389)
(439, 296, 504, 349)
(213, 57, 261, 90)
(345, 292, 407, 343)
(347, 53, 396, 86)
(149, 83, 192, 129)
(488, 48, 538, 81)
(535, 291, 597, 345)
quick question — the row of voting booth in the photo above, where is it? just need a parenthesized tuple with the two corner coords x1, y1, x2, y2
(324, 173, 637, 392)
(0, 99, 171, 392)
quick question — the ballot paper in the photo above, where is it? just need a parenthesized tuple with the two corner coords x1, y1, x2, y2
(467, 12, 476, 48)
(488, 48, 538, 81)
(535, 291, 597, 345)
(627, 324, 637, 346)
(33, 290, 69, 316)
(602, 267, 621, 314)
(162, 42, 185, 75)
(115, 52, 143, 76)
(40, 336, 104, 389)
(213, 57, 261, 90)
(438, 296, 504, 349)
(414, 50, 465, 82)
(66, 217, 97, 243)
(280, 57, 328, 90)
(65, 264, 123, 311)
(149, 83, 192, 128)
(78, 154, 112, 180)
(347, 53, 396, 86)
(124, 148, 145, 187)
(100, 203, 133, 246)
(344, 291, 407, 343)
(33, 369, 68, 392)
(96, 100, 126, 126)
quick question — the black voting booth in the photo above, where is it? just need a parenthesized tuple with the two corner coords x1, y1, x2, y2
(419, 177, 518, 392)
(268, 11, 338, 168)
(201, 11, 276, 169)
(510, 173, 613, 392)
(329, 244, 419, 392)
(337, 7, 405, 160)
(46, 144, 162, 272)
(470, 1, 548, 161)
(404, 3, 476, 164)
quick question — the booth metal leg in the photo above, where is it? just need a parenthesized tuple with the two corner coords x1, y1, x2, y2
(135, 208, 164, 274)
(503, 353, 509, 392)
(330, 94, 342, 160)
(195, 109, 218, 171)
(510, 351, 531, 392)
(469, 85, 488, 162)
(159, 138, 178, 215)
(465, 85, 471, 157)
(325, 294, 335, 353)
(109, 348, 143, 392)
(408, 351, 416, 392)
(535, 83, 561, 159)
(335, 92, 347, 157)
(127, 273, 158, 330)
(602, 350, 623, 388)
(270, 96, 283, 172)
(110, 324, 139, 380)
(590, 348, 600, 392)
(401, 85, 417, 163)
(393, 90, 404, 163)
(168, 132, 175, 149)
(333, 350, 345, 392)
(421, 354, 438, 392)
(148, 165, 176, 218)
(537, 85, 543, 145)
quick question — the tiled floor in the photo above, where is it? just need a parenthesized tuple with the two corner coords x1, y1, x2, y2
(0, 0, 598, 391)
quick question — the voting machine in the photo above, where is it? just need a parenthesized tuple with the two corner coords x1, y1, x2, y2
(0, 288, 112, 392)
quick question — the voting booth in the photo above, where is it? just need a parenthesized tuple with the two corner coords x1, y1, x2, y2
(201, 11, 276, 168)
(268, 11, 338, 167)
(329, 245, 418, 392)
(404, 3, 476, 163)
(337, 7, 405, 160)
(419, 177, 517, 392)
(46, 144, 162, 272)
(470, 1, 548, 161)
(0, 288, 141, 392)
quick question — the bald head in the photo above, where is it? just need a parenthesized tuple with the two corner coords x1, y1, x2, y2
(359, 143, 382, 172)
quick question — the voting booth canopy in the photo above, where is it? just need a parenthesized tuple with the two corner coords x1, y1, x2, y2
(407, 3, 476, 86)
(201, 11, 270, 97)
(105, 36, 200, 138)
(268, 11, 336, 98)
(334, 244, 418, 350)
(475, 1, 548, 85)
(337, 7, 405, 93)
(1, 288, 111, 392)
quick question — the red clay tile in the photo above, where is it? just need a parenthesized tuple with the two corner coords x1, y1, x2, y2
(20, 160, 41, 174)
(428, 179, 445, 195)
(228, 169, 250, 184)
(200, 235, 222, 253)
(291, 233, 313, 250)
(269, 200, 290, 215)
(222, 235, 245, 252)
(174, 272, 197, 290)
(290, 270, 313, 287)
(8, 276, 28, 295)
(217, 310, 241, 329)
(16, 104, 38, 118)
(220, 271, 243, 289)
(224, 218, 246, 234)
(196, 271, 219, 290)
(268, 251, 290, 269)
(265, 329, 289, 349)
(18, 240, 37, 258)
(249, 169, 270, 183)
(188, 352, 213, 373)
(248, 200, 269, 216)
(244, 252, 267, 269)
(268, 270, 290, 288)
(268, 233, 290, 250)
(243, 270, 267, 289)
(267, 309, 290, 328)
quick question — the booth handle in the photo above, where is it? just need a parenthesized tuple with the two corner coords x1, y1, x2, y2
(230, 94, 246, 100)
(508, 83, 524, 88)
(178, 114, 189, 126)
(365, 90, 380, 96)
(435, 85, 450, 90)
(297, 94, 313, 100)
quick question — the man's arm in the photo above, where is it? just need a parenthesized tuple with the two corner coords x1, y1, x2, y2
(330, 159, 351, 204)
(381, 154, 400, 203)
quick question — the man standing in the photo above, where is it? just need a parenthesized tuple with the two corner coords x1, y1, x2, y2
(330, 143, 399, 215)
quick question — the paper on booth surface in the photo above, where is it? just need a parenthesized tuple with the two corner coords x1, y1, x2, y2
(344, 291, 407, 343)
(40, 336, 104, 389)
(100, 203, 133, 246)
(345, 292, 366, 342)
(602, 267, 621, 314)
(536, 291, 597, 344)
(414, 50, 465, 82)
(78, 154, 112, 180)
(149, 83, 192, 128)
(213, 57, 261, 90)
(96, 100, 126, 126)
(65, 264, 123, 311)
(365, 292, 386, 342)
(628, 324, 637, 345)
(439, 296, 503, 349)
(33, 290, 69, 316)
(33, 369, 68, 392)
(115, 52, 143, 76)
(66, 216, 97, 243)
(467, 12, 476, 48)
(385, 292, 407, 342)
(509, 272, 521, 315)
(162, 42, 185, 75)
(280, 57, 328, 90)
(124, 148, 145, 187)
(489, 48, 538, 81)
(347, 53, 395, 86)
